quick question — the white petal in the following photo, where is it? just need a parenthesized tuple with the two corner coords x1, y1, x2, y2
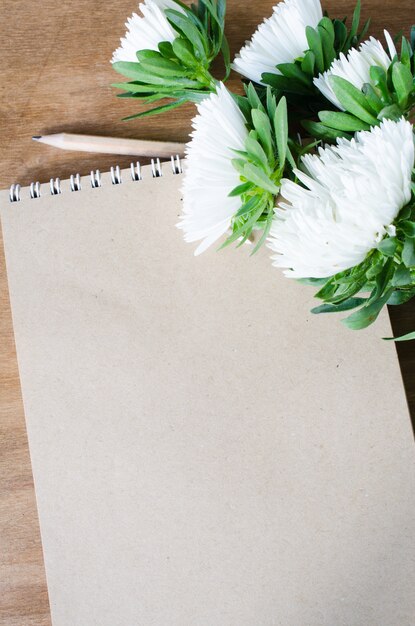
(268, 119, 415, 278)
(111, 0, 182, 63)
(314, 36, 394, 109)
(178, 84, 249, 254)
(232, 0, 323, 85)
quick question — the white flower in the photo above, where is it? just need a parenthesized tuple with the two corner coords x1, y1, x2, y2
(232, 0, 323, 85)
(268, 118, 414, 278)
(112, 0, 183, 64)
(314, 31, 398, 110)
(178, 84, 249, 255)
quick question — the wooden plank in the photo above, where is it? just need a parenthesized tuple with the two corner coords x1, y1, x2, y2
(0, 1, 413, 623)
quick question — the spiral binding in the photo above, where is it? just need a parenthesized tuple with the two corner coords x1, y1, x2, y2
(9, 155, 183, 202)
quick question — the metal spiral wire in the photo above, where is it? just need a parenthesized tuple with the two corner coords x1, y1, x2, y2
(8, 156, 183, 201)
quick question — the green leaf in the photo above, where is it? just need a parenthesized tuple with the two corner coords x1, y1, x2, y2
(172, 37, 199, 68)
(318, 19, 336, 68)
(318, 110, 370, 131)
(266, 87, 277, 119)
(139, 56, 189, 77)
(377, 236, 398, 257)
(274, 96, 288, 169)
(220, 35, 231, 78)
(377, 103, 404, 121)
(306, 25, 325, 73)
(328, 76, 379, 125)
(276, 63, 312, 87)
(400, 37, 412, 67)
(301, 50, 315, 75)
(251, 109, 274, 164)
(392, 62, 414, 107)
(165, 9, 207, 59)
(235, 194, 262, 218)
(362, 83, 384, 114)
(297, 277, 328, 287)
(391, 264, 412, 287)
(243, 163, 280, 194)
(245, 82, 265, 111)
(158, 41, 175, 58)
(383, 330, 415, 341)
(333, 19, 347, 51)
(369, 66, 390, 101)
(228, 182, 254, 197)
(220, 198, 266, 249)
(402, 236, 415, 267)
(388, 288, 415, 305)
(345, 0, 361, 49)
(342, 288, 393, 330)
(311, 297, 366, 314)
(250, 207, 274, 255)
(401, 221, 415, 237)
(261, 73, 313, 95)
(301, 119, 351, 141)
(245, 135, 269, 170)
(121, 98, 186, 120)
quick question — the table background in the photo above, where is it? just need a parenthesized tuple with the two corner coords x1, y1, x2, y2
(0, 1, 414, 623)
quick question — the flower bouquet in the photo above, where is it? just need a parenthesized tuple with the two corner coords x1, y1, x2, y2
(112, 0, 415, 341)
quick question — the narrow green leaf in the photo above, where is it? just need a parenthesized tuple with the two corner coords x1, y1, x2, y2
(165, 9, 207, 59)
(342, 288, 393, 330)
(391, 265, 412, 287)
(388, 288, 415, 305)
(245, 82, 265, 111)
(274, 96, 288, 169)
(276, 63, 312, 87)
(328, 76, 379, 125)
(400, 37, 412, 67)
(228, 182, 254, 197)
(377, 103, 404, 121)
(401, 221, 415, 237)
(369, 65, 390, 101)
(311, 297, 366, 314)
(392, 62, 413, 107)
(383, 330, 415, 341)
(172, 37, 199, 68)
(250, 208, 274, 255)
(245, 135, 270, 170)
(251, 109, 274, 164)
(306, 25, 325, 73)
(261, 73, 313, 95)
(301, 119, 351, 141)
(243, 163, 280, 194)
(402, 237, 415, 267)
(378, 236, 398, 257)
(235, 194, 262, 218)
(121, 98, 186, 120)
(266, 86, 277, 120)
(158, 41, 175, 58)
(301, 50, 315, 76)
(318, 20, 336, 68)
(318, 110, 370, 131)
(362, 83, 384, 114)
(333, 19, 347, 51)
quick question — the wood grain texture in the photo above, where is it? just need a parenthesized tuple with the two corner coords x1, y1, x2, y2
(0, 1, 413, 623)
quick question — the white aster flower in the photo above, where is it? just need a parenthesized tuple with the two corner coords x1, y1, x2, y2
(268, 118, 414, 278)
(232, 0, 323, 85)
(112, 0, 183, 64)
(178, 83, 249, 255)
(314, 31, 398, 110)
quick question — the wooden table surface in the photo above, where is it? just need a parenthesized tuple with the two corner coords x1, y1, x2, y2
(0, 1, 414, 623)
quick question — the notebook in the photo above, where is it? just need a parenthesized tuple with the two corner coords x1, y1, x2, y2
(1, 158, 414, 626)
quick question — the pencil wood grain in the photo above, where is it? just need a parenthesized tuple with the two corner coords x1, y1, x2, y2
(0, 1, 413, 624)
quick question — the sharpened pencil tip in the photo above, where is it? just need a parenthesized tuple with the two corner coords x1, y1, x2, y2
(32, 135, 41, 141)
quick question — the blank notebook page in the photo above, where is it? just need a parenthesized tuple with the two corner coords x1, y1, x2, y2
(1, 163, 414, 626)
